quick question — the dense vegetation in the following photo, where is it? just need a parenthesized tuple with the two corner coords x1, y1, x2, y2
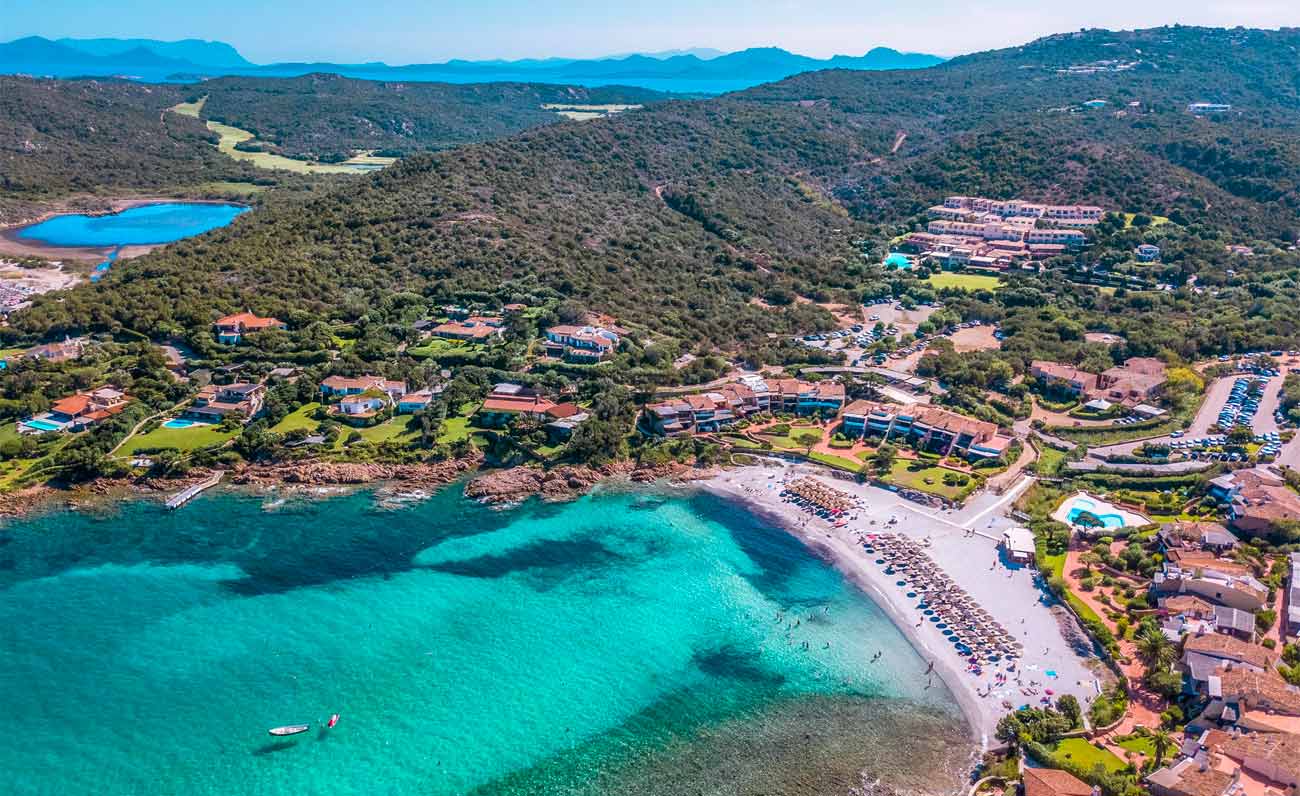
(196, 74, 670, 160)
(0, 77, 265, 220)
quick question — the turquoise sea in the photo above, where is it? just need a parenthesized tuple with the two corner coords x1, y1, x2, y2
(0, 485, 974, 795)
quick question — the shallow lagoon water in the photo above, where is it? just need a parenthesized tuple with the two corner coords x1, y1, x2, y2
(15, 202, 247, 247)
(0, 486, 973, 795)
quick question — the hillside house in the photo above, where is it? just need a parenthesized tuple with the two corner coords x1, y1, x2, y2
(543, 325, 620, 362)
(20, 386, 131, 434)
(183, 382, 266, 424)
(320, 375, 407, 399)
(430, 316, 502, 343)
(214, 312, 286, 344)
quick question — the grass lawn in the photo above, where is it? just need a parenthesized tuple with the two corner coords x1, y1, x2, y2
(1115, 734, 1157, 758)
(270, 403, 321, 434)
(883, 460, 978, 500)
(757, 425, 824, 450)
(437, 414, 475, 445)
(1049, 738, 1128, 773)
(809, 451, 861, 471)
(358, 416, 420, 445)
(118, 422, 237, 455)
(926, 273, 1002, 291)
(408, 338, 474, 358)
(721, 434, 762, 449)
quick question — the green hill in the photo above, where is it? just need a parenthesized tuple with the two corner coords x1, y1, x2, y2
(9, 27, 1300, 361)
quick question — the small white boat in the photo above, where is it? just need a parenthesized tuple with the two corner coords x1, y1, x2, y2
(268, 724, 310, 737)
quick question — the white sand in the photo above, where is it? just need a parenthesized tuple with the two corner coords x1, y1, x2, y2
(699, 461, 1109, 748)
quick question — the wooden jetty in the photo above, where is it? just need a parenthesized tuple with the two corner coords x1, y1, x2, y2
(165, 471, 224, 510)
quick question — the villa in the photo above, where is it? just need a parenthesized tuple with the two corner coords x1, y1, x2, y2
(430, 316, 503, 343)
(1198, 667, 1300, 734)
(1159, 521, 1239, 553)
(1181, 633, 1278, 690)
(1208, 468, 1300, 535)
(543, 324, 620, 362)
(924, 196, 1101, 249)
(213, 312, 286, 344)
(1136, 244, 1162, 262)
(1154, 551, 1269, 612)
(22, 337, 85, 363)
(396, 389, 438, 414)
(320, 375, 407, 399)
(474, 383, 574, 428)
(840, 400, 1013, 460)
(20, 385, 132, 434)
(182, 383, 266, 424)
(329, 389, 394, 423)
(1147, 753, 1244, 796)
(1030, 357, 1166, 406)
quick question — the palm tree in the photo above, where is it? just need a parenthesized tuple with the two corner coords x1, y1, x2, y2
(1135, 624, 1175, 669)
(1151, 729, 1175, 767)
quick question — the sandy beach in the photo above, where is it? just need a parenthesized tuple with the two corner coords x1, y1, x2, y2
(700, 461, 1111, 747)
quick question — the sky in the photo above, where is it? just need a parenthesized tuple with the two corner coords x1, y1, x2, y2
(3, 0, 1299, 62)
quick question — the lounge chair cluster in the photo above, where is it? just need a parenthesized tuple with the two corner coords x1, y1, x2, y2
(781, 478, 858, 516)
(864, 533, 1023, 666)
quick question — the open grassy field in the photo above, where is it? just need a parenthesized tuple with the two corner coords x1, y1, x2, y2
(118, 422, 238, 455)
(925, 273, 1002, 291)
(756, 424, 825, 450)
(170, 97, 206, 118)
(193, 181, 268, 196)
(1048, 738, 1128, 773)
(169, 101, 395, 175)
(1123, 213, 1171, 228)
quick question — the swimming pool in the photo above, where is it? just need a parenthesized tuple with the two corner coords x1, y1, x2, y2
(883, 252, 913, 269)
(1052, 492, 1150, 530)
(22, 419, 63, 432)
(162, 418, 203, 429)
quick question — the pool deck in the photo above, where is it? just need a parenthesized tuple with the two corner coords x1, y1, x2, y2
(1050, 490, 1150, 529)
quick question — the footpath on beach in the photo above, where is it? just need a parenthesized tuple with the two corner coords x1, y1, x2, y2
(700, 462, 1108, 747)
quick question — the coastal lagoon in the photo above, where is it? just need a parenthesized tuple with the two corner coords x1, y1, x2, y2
(0, 485, 973, 795)
(15, 202, 247, 248)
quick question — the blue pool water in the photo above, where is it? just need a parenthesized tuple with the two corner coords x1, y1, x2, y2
(21, 418, 63, 431)
(16, 202, 248, 248)
(163, 418, 202, 429)
(884, 252, 913, 269)
(1063, 496, 1127, 528)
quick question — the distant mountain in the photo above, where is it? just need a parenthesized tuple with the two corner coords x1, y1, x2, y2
(0, 37, 945, 92)
(57, 37, 252, 68)
(0, 36, 199, 73)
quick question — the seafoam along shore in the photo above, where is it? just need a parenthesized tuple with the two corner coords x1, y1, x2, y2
(699, 461, 1111, 747)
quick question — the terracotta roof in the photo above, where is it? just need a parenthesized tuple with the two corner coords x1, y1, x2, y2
(1218, 733, 1300, 784)
(215, 312, 282, 330)
(1184, 634, 1277, 670)
(51, 394, 93, 416)
(1024, 768, 1093, 796)
(546, 403, 583, 419)
(1215, 667, 1300, 715)
(480, 395, 557, 415)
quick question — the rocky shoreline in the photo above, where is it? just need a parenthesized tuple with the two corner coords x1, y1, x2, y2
(0, 454, 718, 519)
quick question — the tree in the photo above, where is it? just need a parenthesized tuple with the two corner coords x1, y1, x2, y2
(871, 443, 898, 474)
(794, 430, 821, 456)
(1151, 729, 1174, 767)
(1056, 694, 1082, 728)
(1135, 620, 1175, 669)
